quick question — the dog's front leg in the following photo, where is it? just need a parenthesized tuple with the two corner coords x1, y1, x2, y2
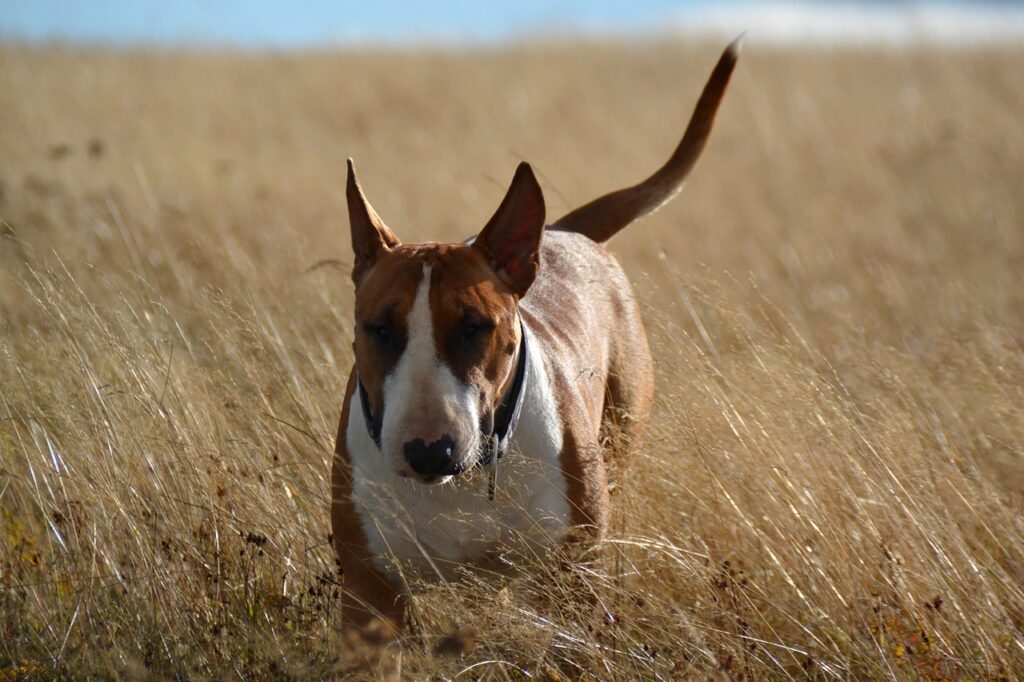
(555, 388, 611, 545)
(331, 374, 406, 631)
(331, 461, 406, 631)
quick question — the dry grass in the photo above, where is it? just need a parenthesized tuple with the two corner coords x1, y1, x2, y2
(1, 41, 1023, 679)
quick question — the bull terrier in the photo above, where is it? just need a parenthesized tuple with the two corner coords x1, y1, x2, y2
(332, 40, 739, 629)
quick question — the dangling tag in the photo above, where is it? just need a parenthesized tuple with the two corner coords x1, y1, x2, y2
(486, 436, 499, 501)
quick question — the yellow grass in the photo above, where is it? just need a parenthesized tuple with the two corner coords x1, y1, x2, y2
(1, 41, 1023, 678)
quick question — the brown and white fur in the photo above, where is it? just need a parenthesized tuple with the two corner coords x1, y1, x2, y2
(331, 40, 739, 629)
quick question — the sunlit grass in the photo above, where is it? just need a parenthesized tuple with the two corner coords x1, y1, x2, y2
(1, 42, 1022, 678)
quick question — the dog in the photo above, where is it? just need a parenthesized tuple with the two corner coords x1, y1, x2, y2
(331, 40, 739, 629)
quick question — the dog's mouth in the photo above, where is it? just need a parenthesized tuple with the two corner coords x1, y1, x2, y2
(412, 462, 465, 485)
(397, 468, 459, 485)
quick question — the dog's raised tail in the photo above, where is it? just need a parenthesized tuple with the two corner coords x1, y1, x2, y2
(552, 37, 740, 243)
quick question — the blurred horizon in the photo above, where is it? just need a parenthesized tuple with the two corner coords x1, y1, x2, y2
(4, 0, 1024, 48)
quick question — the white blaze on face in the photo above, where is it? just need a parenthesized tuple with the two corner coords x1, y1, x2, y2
(380, 265, 480, 480)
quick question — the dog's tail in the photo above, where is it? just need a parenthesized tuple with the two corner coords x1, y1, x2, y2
(551, 37, 740, 243)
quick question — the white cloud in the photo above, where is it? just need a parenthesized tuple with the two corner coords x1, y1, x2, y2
(674, 2, 1024, 46)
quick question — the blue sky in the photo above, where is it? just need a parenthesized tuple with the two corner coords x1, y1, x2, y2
(4, 1, 1024, 48)
(0, 0, 703, 47)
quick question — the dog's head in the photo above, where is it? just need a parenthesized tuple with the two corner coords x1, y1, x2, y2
(346, 159, 544, 484)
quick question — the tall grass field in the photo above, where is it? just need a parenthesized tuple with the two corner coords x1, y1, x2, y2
(1, 43, 1023, 678)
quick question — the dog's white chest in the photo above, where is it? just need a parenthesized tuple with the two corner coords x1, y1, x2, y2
(346, 351, 570, 580)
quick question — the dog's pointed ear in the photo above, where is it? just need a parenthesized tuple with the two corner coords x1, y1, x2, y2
(473, 162, 546, 296)
(347, 158, 400, 286)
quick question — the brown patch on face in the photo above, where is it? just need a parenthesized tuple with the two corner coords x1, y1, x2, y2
(352, 246, 431, 428)
(428, 245, 521, 431)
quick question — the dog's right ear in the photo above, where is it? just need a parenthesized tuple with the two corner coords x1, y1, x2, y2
(347, 158, 400, 286)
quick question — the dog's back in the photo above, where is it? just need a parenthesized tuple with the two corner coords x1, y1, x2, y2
(521, 230, 653, 459)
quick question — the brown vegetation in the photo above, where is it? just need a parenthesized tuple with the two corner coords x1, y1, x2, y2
(1, 41, 1023, 678)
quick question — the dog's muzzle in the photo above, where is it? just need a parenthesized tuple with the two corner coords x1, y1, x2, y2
(402, 435, 464, 480)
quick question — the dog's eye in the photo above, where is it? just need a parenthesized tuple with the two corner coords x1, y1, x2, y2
(364, 323, 392, 347)
(461, 321, 493, 343)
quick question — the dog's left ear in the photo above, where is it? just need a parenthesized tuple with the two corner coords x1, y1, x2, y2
(474, 162, 546, 296)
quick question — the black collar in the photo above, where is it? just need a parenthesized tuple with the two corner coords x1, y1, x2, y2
(477, 317, 530, 467)
(355, 316, 530, 468)
(356, 375, 382, 448)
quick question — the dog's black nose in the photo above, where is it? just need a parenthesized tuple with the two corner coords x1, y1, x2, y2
(403, 435, 459, 478)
